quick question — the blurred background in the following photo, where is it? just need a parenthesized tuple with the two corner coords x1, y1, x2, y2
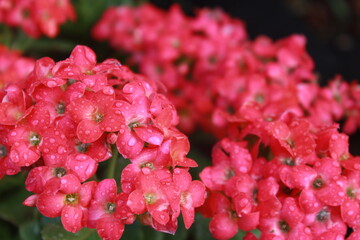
(151, 0, 360, 85)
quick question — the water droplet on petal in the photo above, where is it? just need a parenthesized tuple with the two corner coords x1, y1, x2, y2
(102, 87, 114, 95)
(47, 81, 57, 87)
(128, 138, 136, 146)
(148, 136, 161, 145)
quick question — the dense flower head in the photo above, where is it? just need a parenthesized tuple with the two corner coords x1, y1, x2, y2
(93, 5, 360, 238)
(0, 44, 203, 239)
(199, 111, 360, 239)
(94, 4, 360, 138)
(0, 0, 75, 38)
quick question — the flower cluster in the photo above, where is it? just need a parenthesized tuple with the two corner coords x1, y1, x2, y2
(93, 4, 360, 240)
(93, 4, 360, 137)
(0, 45, 205, 240)
(0, 0, 75, 38)
(0, 45, 35, 179)
(200, 113, 360, 239)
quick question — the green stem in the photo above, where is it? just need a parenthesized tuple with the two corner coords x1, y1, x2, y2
(106, 144, 119, 179)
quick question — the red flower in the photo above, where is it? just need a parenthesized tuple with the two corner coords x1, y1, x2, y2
(68, 89, 124, 143)
(172, 168, 206, 229)
(36, 181, 96, 233)
(88, 179, 134, 240)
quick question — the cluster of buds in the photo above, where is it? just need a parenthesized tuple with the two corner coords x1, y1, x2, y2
(93, 4, 360, 138)
(0, 0, 75, 38)
(0, 45, 205, 240)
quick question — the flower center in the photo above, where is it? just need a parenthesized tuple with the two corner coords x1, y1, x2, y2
(65, 193, 79, 205)
(128, 121, 141, 130)
(141, 162, 154, 169)
(55, 102, 66, 115)
(278, 220, 290, 233)
(106, 202, 116, 214)
(316, 209, 330, 222)
(53, 167, 66, 178)
(0, 144, 7, 158)
(312, 178, 324, 189)
(252, 188, 258, 203)
(94, 112, 104, 123)
(29, 133, 41, 146)
(180, 192, 190, 204)
(75, 142, 90, 153)
(340, 153, 349, 161)
(225, 169, 235, 180)
(144, 193, 156, 204)
(282, 157, 295, 166)
(286, 139, 295, 149)
(346, 187, 356, 199)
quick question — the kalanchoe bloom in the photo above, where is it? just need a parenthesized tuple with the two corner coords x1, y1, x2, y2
(172, 168, 206, 229)
(7, 105, 50, 167)
(0, 125, 20, 179)
(88, 179, 134, 240)
(5, 44, 199, 240)
(1, 0, 75, 38)
(0, 45, 35, 89)
(25, 165, 81, 194)
(127, 168, 172, 226)
(68, 89, 124, 143)
(36, 180, 96, 233)
(0, 85, 27, 125)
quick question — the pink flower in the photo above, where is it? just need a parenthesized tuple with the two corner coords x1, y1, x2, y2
(37, 181, 96, 233)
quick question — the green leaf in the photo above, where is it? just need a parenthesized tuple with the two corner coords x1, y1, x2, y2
(231, 231, 246, 240)
(121, 221, 142, 240)
(41, 223, 100, 240)
(0, 173, 25, 192)
(0, 24, 14, 47)
(40, 216, 61, 226)
(19, 221, 41, 240)
(251, 229, 261, 238)
(141, 224, 165, 240)
(193, 214, 214, 240)
(0, 182, 34, 226)
(0, 219, 17, 240)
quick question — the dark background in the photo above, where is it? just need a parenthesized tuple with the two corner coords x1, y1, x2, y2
(150, 0, 360, 85)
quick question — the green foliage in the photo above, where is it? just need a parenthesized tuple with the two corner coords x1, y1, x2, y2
(41, 223, 101, 240)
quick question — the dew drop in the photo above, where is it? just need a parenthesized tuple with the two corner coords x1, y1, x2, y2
(148, 136, 161, 145)
(128, 138, 136, 146)
(86, 165, 94, 176)
(354, 163, 360, 170)
(102, 87, 114, 95)
(338, 192, 345, 197)
(57, 146, 66, 154)
(47, 81, 57, 87)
